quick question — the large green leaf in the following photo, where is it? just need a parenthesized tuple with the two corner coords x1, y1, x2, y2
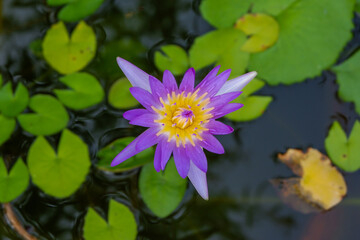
(55, 0, 105, 22)
(139, 159, 187, 218)
(248, 0, 355, 85)
(154, 45, 189, 75)
(42, 21, 96, 74)
(0, 82, 29, 117)
(332, 50, 360, 115)
(27, 129, 91, 198)
(189, 28, 249, 78)
(225, 78, 272, 121)
(83, 200, 137, 240)
(325, 121, 360, 172)
(0, 158, 30, 203)
(54, 72, 104, 110)
(18, 94, 69, 136)
(200, 0, 296, 28)
(0, 115, 16, 146)
(108, 78, 139, 109)
(97, 137, 153, 172)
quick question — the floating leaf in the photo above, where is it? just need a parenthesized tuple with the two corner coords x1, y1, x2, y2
(0, 82, 29, 117)
(200, 0, 296, 28)
(0, 115, 16, 146)
(42, 21, 96, 74)
(139, 159, 187, 218)
(225, 78, 272, 121)
(235, 13, 279, 53)
(154, 45, 189, 75)
(108, 78, 139, 109)
(54, 72, 104, 110)
(27, 129, 90, 198)
(274, 148, 347, 213)
(18, 94, 69, 136)
(248, 0, 354, 85)
(189, 28, 249, 77)
(83, 199, 137, 240)
(97, 137, 153, 172)
(55, 0, 105, 22)
(332, 50, 360, 115)
(325, 121, 360, 172)
(0, 158, 30, 203)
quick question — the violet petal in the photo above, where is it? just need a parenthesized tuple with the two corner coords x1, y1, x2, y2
(163, 70, 178, 93)
(179, 68, 195, 93)
(129, 87, 160, 110)
(123, 109, 148, 121)
(206, 120, 234, 135)
(188, 161, 209, 200)
(116, 57, 151, 92)
(129, 112, 158, 127)
(173, 146, 190, 178)
(199, 132, 225, 154)
(216, 71, 257, 96)
(212, 103, 243, 119)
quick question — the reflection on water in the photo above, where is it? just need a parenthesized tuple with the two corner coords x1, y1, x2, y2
(1, 0, 360, 240)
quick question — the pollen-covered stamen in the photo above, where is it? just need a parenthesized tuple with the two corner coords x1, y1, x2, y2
(153, 90, 214, 147)
(172, 108, 195, 129)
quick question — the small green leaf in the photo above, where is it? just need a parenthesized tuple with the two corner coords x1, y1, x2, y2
(54, 72, 104, 110)
(235, 13, 279, 53)
(332, 50, 360, 115)
(42, 21, 96, 74)
(189, 28, 249, 78)
(83, 200, 137, 240)
(58, 0, 105, 22)
(0, 158, 30, 203)
(47, 0, 73, 6)
(18, 94, 69, 136)
(108, 78, 139, 109)
(0, 115, 16, 146)
(225, 78, 272, 121)
(139, 159, 187, 218)
(154, 45, 189, 75)
(97, 137, 153, 172)
(27, 129, 91, 198)
(325, 121, 360, 172)
(200, 0, 296, 28)
(0, 82, 29, 117)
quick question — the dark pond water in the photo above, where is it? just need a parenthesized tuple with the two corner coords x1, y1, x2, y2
(1, 0, 360, 239)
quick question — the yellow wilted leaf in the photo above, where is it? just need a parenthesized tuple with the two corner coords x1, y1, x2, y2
(275, 148, 347, 212)
(235, 13, 279, 53)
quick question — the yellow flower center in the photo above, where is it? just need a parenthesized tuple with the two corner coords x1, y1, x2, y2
(152, 90, 214, 147)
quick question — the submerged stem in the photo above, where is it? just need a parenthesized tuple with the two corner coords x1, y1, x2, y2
(3, 203, 37, 240)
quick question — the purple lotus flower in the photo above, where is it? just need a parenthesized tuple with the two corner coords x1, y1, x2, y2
(111, 57, 257, 200)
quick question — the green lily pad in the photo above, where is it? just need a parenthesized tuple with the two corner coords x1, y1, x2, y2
(325, 121, 360, 172)
(54, 72, 104, 110)
(97, 137, 153, 172)
(0, 157, 30, 203)
(18, 94, 69, 136)
(139, 159, 187, 218)
(225, 78, 273, 121)
(48, 0, 105, 22)
(248, 0, 355, 85)
(332, 50, 360, 115)
(154, 45, 189, 75)
(189, 28, 249, 78)
(27, 129, 91, 198)
(0, 115, 16, 146)
(200, 0, 296, 28)
(235, 13, 279, 53)
(108, 78, 139, 109)
(42, 21, 96, 74)
(0, 82, 29, 118)
(83, 200, 137, 240)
